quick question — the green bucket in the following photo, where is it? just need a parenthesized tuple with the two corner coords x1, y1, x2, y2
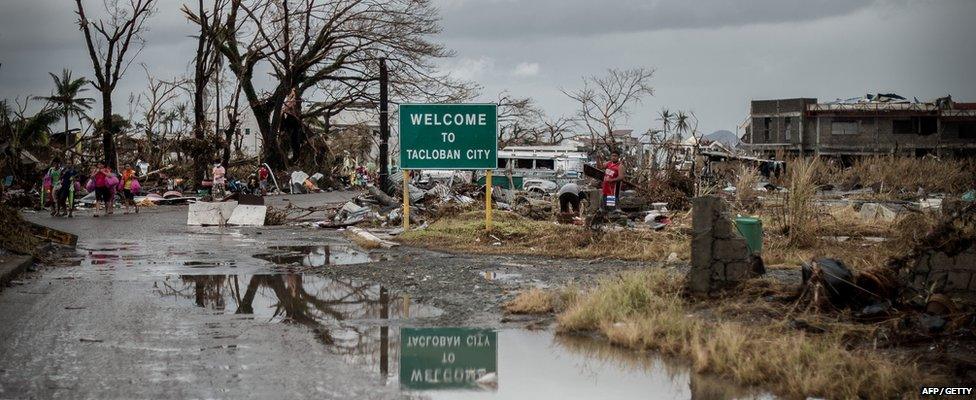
(734, 216, 763, 255)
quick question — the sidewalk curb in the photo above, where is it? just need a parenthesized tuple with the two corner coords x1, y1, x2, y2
(0, 255, 34, 288)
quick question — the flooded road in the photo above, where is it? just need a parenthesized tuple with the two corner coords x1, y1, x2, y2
(163, 271, 767, 400)
(3, 196, 767, 399)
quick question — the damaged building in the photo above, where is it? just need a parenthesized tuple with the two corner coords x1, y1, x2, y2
(742, 94, 976, 157)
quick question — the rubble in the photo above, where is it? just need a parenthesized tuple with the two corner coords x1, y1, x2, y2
(513, 197, 553, 220)
(859, 203, 897, 222)
(890, 201, 976, 307)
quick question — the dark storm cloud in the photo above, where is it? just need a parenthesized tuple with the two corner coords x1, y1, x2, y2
(0, 0, 189, 54)
(0, 0, 198, 107)
(435, 0, 874, 38)
(1, 0, 973, 137)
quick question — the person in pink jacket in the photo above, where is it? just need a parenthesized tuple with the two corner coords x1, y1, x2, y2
(90, 162, 112, 217)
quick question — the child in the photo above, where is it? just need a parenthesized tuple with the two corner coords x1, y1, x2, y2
(41, 161, 60, 211)
(120, 164, 140, 214)
(45, 161, 62, 216)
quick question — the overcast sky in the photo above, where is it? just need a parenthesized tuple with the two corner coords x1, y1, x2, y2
(1, 0, 974, 137)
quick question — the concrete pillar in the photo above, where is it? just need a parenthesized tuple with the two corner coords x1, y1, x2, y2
(688, 196, 765, 295)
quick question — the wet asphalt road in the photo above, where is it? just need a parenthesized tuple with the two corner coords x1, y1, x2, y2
(0, 191, 414, 399)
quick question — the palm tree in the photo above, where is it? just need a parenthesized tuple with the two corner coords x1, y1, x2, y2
(40, 69, 94, 156)
(674, 111, 690, 140)
(657, 108, 674, 138)
(0, 100, 59, 153)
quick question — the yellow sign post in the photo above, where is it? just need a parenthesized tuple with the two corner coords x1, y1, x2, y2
(402, 170, 410, 231)
(485, 169, 493, 231)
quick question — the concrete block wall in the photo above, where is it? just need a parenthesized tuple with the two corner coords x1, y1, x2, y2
(897, 202, 976, 305)
(903, 244, 976, 304)
(688, 196, 764, 295)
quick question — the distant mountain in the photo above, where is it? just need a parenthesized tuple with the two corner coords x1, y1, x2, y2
(703, 130, 740, 148)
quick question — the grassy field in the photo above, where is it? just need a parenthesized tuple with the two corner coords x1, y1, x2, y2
(399, 210, 690, 261)
(397, 202, 931, 274)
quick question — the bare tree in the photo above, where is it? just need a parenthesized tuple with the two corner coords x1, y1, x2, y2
(496, 92, 541, 148)
(181, 0, 225, 183)
(75, 0, 156, 169)
(681, 111, 709, 192)
(537, 116, 575, 145)
(221, 76, 246, 165)
(186, 0, 473, 170)
(564, 67, 654, 155)
(133, 66, 187, 168)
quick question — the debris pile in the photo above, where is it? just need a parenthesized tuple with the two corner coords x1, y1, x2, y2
(890, 201, 976, 307)
(0, 204, 40, 255)
(791, 201, 976, 339)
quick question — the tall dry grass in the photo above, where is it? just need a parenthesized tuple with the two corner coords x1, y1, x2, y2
(759, 156, 945, 270)
(556, 269, 925, 399)
(770, 157, 820, 247)
(816, 156, 976, 196)
(733, 164, 761, 213)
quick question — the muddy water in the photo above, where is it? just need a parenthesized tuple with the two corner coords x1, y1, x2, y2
(81, 240, 768, 399)
(155, 273, 442, 348)
(163, 272, 768, 399)
(404, 330, 771, 400)
(253, 245, 376, 267)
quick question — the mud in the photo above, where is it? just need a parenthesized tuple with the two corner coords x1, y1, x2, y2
(294, 245, 658, 327)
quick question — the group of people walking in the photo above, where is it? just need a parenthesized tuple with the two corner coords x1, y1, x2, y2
(41, 160, 141, 218)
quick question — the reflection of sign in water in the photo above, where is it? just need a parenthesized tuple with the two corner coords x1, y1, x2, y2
(399, 328, 497, 390)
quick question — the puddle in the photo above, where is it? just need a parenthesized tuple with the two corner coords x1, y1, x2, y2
(84, 238, 766, 398)
(253, 245, 376, 267)
(340, 328, 770, 399)
(158, 274, 767, 398)
(154, 273, 441, 351)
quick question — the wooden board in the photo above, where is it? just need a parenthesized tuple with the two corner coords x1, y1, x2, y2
(27, 222, 78, 246)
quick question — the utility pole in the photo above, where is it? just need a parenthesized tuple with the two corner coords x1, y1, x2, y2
(378, 58, 390, 191)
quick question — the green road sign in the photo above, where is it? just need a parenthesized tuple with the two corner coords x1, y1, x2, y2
(399, 327, 497, 390)
(399, 104, 498, 170)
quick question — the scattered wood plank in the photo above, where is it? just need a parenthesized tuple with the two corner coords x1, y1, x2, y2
(26, 222, 78, 246)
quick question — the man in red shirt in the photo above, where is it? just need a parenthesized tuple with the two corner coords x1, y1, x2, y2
(602, 152, 622, 209)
